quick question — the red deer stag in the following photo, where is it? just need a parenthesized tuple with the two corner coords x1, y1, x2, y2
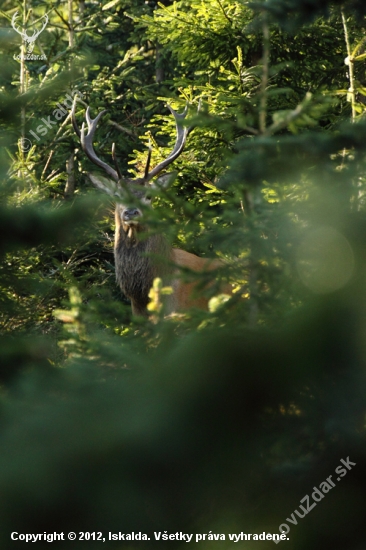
(72, 102, 226, 316)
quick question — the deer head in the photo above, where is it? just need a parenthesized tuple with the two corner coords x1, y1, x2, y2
(12, 11, 48, 53)
(72, 102, 196, 239)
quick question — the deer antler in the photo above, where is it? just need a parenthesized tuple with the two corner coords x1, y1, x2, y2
(72, 102, 119, 182)
(143, 100, 201, 182)
(144, 105, 189, 181)
(72, 100, 200, 186)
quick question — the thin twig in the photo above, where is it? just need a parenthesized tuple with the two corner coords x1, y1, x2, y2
(341, 11, 356, 121)
(265, 92, 312, 136)
(41, 149, 54, 180)
(259, 13, 270, 134)
(54, 8, 70, 28)
(108, 119, 136, 138)
(216, 0, 232, 25)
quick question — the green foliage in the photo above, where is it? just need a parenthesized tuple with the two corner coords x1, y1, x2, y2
(0, 0, 366, 548)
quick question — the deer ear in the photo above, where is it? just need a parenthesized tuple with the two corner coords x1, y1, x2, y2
(153, 171, 177, 189)
(88, 173, 124, 199)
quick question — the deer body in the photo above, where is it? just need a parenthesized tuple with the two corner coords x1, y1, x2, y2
(114, 206, 222, 315)
(73, 102, 226, 316)
(114, 207, 170, 316)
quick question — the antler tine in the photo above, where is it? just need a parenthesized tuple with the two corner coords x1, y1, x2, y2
(111, 142, 122, 180)
(188, 97, 202, 134)
(75, 105, 119, 182)
(145, 104, 192, 182)
(85, 106, 106, 132)
(144, 142, 152, 179)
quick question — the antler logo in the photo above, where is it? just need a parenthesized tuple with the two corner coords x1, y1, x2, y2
(11, 11, 48, 54)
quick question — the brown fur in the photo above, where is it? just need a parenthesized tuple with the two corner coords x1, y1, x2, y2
(170, 249, 224, 312)
(114, 209, 171, 316)
(114, 208, 228, 316)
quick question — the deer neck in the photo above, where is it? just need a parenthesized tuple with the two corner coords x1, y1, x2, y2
(114, 222, 172, 315)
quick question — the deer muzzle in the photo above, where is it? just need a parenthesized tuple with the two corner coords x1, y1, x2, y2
(122, 208, 141, 226)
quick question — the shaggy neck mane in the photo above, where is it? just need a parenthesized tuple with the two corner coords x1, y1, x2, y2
(114, 225, 171, 312)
